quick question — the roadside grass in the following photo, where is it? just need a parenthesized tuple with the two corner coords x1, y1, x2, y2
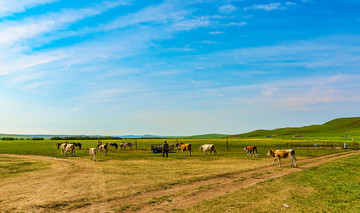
(187, 154, 360, 213)
(0, 156, 50, 179)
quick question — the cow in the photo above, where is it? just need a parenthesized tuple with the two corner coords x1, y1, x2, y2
(177, 143, 191, 156)
(60, 143, 68, 154)
(199, 144, 217, 156)
(70, 143, 82, 149)
(119, 142, 125, 150)
(55, 142, 68, 149)
(267, 149, 297, 167)
(64, 144, 75, 156)
(109, 143, 118, 149)
(87, 148, 96, 161)
(244, 146, 258, 158)
(123, 142, 135, 150)
(98, 143, 108, 156)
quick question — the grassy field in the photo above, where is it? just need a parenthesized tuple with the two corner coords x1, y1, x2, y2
(188, 154, 360, 213)
(0, 137, 358, 212)
(0, 138, 353, 159)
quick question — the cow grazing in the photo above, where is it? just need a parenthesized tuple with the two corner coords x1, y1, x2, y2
(98, 143, 108, 156)
(244, 146, 258, 158)
(109, 143, 118, 149)
(60, 143, 68, 154)
(199, 144, 217, 156)
(177, 143, 191, 156)
(71, 143, 82, 149)
(55, 142, 68, 149)
(87, 148, 96, 161)
(64, 144, 75, 156)
(267, 149, 297, 167)
(123, 142, 135, 150)
(119, 142, 125, 150)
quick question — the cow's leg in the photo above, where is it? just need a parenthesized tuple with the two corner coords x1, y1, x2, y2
(278, 157, 282, 167)
(272, 158, 276, 165)
(189, 149, 191, 156)
(293, 157, 297, 167)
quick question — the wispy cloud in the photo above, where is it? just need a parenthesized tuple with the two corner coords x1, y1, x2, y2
(0, 0, 57, 18)
(0, 0, 127, 49)
(244, 3, 284, 11)
(219, 4, 238, 13)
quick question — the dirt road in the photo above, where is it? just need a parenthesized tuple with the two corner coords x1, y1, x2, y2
(0, 151, 358, 213)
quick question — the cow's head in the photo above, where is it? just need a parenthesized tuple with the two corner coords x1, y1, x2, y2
(267, 150, 274, 157)
(244, 147, 247, 152)
(199, 145, 204, 150)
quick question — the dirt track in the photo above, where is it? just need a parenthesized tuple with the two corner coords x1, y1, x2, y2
(0, 151, 358, 212)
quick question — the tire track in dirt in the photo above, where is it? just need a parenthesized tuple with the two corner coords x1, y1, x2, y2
(77, 151, 359, 213)
(0, 154, 103, 213)
(1, 151, 358, 213)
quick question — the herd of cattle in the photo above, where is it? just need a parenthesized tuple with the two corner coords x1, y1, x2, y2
(54, 142, 297, 167)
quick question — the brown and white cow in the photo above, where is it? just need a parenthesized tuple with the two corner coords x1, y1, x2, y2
(199, 144, 217, 156)
(60, 143, 68, 154)
(98, 143, 108, 156)
(64, 144, 75, 156)
(123, 142, 135, 150)
(244, 146, 258, 158)
(177, 143, 191, 156)
(267, 149, 297, 167)
(87, 148, 96, 161)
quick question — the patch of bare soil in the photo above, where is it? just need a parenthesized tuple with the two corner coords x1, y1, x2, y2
(0, 151, 358, 213)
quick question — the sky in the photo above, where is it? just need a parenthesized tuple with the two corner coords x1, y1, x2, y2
(0, 0, 360, 136)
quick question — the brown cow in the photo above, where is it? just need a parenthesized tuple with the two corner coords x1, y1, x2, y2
(177, 143, 191, 156)
(244, 146, 258, 157)
(267, 149, 297, 167)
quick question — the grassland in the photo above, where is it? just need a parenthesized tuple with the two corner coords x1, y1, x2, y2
(187, 154, 360, 213)
(0, 125, 359, 212)
(232, 117, 360, 140)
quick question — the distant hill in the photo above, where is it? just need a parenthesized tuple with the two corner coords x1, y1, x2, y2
(180, 134, 229, 139)
(230, 117, 360, 138)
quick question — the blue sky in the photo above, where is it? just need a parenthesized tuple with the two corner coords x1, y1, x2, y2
(0, 0, 360, 136)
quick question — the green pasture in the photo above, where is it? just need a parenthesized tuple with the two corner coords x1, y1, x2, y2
(0, 138, 353, 161)
(188, 154, 360, 213)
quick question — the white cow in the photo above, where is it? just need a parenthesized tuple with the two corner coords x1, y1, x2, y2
(60, 143, 68, 154)
(87, 148, 96, 161)
(199, 144, 217, 156)
(64, 144, 75, 156)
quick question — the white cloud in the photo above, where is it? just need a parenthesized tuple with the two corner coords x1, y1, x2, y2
(172, 16, 210, 31)
(219, 4, 238, 13)
(244, 3, 284, 11)
(0, 0, 57, 18)
(209, 31, 224, 35)
(226, 22, 247, 27)
(0, 1, 127, 48)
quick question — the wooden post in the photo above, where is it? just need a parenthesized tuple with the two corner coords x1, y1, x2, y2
(226, 138, 229, 152)
(135, 138, 137, 150)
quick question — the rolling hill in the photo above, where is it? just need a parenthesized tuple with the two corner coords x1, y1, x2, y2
(230, 117, 360, 138)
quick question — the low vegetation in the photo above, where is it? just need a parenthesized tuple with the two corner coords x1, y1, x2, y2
(188, 154, 360, 212)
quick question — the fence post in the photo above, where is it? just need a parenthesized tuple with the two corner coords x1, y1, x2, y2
(135, 138, 137, 150)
